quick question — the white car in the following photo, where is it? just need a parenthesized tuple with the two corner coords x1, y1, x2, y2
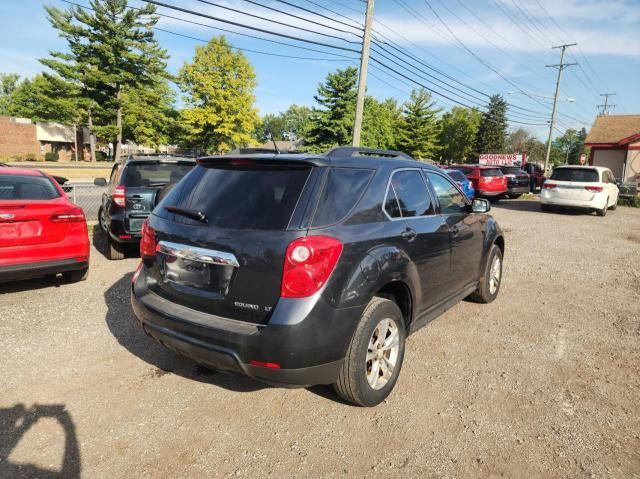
(540, 166, 619, 216)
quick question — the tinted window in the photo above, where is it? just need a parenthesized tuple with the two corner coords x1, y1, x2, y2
(312, 167, 373, 227)
(551, 168, 599, 182)
(480, 168, 503, 177)
(123, 162, 194, 187)
(163, 165, 311, 230)
(0, 174, 59, 200)
(445, 170, 466, 183)
(426, 172, 467, 214)
(384, 170, 433, 218)
(500, 167, 525, 175)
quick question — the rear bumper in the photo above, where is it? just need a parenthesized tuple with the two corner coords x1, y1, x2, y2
(477, 189, 506, 197)
(108, 210, 148, 243)
(507, 186, 529, 195)
(540, 191, 606, 210)
(131, 271, 363, 386)
(0, 258, 88, 283)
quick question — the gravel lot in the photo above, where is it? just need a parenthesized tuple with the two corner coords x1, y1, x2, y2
(1, 201, 639, 478)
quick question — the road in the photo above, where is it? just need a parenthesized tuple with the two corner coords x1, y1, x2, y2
(1, 200, 639, 478)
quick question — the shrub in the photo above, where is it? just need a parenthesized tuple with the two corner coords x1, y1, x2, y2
(45, 151, 59, 162)
(24, 153, 37, 162)
(619, 196, 640, 208)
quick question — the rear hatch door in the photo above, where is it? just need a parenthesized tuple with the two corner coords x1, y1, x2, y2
(146, 159, 323, 324)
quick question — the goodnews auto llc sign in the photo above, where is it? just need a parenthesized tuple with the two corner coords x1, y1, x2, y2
(479, 153, 526, 167)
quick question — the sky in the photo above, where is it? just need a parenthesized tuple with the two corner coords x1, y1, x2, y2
(1, 0, 639, 140)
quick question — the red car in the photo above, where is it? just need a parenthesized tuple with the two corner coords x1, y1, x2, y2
(449, 165, 508, 202)
(0, 167, 90, 283)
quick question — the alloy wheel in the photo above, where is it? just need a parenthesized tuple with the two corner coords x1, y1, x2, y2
(366, 318, 400, 390)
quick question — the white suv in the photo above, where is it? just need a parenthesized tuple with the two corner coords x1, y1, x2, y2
(540, 166, 619, 216)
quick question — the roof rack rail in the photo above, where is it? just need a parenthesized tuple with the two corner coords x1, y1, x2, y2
(325, 146, 412, 160)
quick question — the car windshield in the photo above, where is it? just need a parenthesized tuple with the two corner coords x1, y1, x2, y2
(123, 161, 194, 187)
(480, 168, 503, 177)
(0, 174, 60, 200)
(551, 168, 599, 182)
(445, 170, 466, 182)
(500, 167, 525, 175)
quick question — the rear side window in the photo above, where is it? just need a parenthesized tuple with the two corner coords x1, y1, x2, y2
(163, 165, 311, 230)
(480, 168, 503, 177)
(123, 162, 193, 187)
(384, 170, 433, 219)
(551, 168, 599, 182)
(0, 175, 60, 200)
(312, 167, 373, 227)
(426, 172, 467, 214)
(445, 170, 466, 183)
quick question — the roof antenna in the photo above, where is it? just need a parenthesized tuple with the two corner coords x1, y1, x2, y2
(268, 127, 280, 154)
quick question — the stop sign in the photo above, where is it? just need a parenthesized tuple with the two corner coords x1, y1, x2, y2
(580, 154, 586, 165)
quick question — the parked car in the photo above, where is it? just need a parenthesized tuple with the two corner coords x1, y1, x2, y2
(540, 165, 619, 216)
(522, 162, 546, 192)
(498, 166, 530, 198)
(449, 165, 508, 202)
(130, 147, 505, 407)
(0, 167, 89, 283)
(97, 155, 196, 260)
(444, 168, 475, 200)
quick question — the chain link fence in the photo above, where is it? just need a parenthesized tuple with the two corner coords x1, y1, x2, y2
(63, 184, 106, 222)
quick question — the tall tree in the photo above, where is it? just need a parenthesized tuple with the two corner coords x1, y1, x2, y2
(0, 73, 21, 115)
(361, 97, 402, 150)
(305, 67, 358, 151)
(122, 80, 176, 148)
(5, 74, 79, 123)
(178, 36, 258, 154)
(506, 127, 533, 153)
(553, 127, 587, 165)
(397, 88, 441, 160)
(437, 106, 482, 164)
(42, 0, 170, 161)
(474, 94, 508, 158)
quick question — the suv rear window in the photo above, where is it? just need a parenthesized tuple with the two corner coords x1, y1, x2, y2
(123, 162, 193, 187)
(312, 167, 373, 227)
(551, 168, 599, 182)
(162, 164, 311, 230)
(480, 168, 503, 177)
(452, 167, 473, 175)
(500, 167, 524, 175)
(0, 175, 60, 200)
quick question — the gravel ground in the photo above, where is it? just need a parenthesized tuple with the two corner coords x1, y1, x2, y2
(1, 200, 639, 478)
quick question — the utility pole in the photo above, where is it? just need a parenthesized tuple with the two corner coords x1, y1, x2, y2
(597, 93, 616, 115)
(543, 43, 577, 174)
(352, 0, 375, 147)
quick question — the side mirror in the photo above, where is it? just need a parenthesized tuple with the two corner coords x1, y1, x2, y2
(471, 198, 491, 213)
(94, 177, 107, 187)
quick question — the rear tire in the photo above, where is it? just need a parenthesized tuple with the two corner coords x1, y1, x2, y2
(468, 244, 503, 304)
(98, 207, 108, 234)
(597, 198, 608, 217)
(334, 297, 406, 407)
(107, 236, 126, 260)
(67, 267, 89, 282)
(608, 198, 617, 210)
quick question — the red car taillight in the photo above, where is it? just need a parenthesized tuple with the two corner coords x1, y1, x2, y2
(543, 183, 557, 189)
(50, 207, 86, 223)
(139, 219, 157, 259)
(281, 236, 343, 298)
(584, 185, 603, 192)
(113, 186, 126, 207)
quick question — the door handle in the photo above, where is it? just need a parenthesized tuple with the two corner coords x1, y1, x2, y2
(401, 227, 417, 242)
(450, 225, 460, 237)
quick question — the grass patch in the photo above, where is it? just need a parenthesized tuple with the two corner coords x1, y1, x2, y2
(618, 196, 640, 208)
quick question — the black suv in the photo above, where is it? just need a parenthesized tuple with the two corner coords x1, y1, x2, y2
(98, 155, 195, 259)
(498, 166, 530, 198)
(131, 148, 505, 406)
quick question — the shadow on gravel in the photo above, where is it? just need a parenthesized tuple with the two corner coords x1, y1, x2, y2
(0, 275, 77, 295)
(104, 273, 267, 394)
(494, 199, 598, 216)
(0, 403, 81, 479)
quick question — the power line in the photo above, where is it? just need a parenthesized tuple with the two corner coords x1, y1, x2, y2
(299, 0, 363, 28)
(273, 0, 363, 31)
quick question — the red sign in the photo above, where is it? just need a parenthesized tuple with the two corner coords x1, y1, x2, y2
(580, 154, 586, 165)
(478, 153, 526, 167)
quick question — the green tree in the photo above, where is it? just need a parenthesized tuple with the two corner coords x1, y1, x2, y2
(255, 104, 313, 143)
(361, 97, 402, 149)
(305, 67, 358, 151)
(255, 113, 288, 143)
(506, 127, 533, 153)
(474, 94, 508, 158)
(42, 0, 170, 161)
(0, 73, 21, 115)
(122, 80, 176, 148)
(553, 127, 587, 165)
(5, 74, 79, 123)
(397, 88, 441, 160)
(178, 36, 259, 154)
(437, 106, 482, 164)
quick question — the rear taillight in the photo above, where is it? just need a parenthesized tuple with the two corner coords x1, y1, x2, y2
(113, 186, 126, 207)
(50, 207, 85, 223)
(248, 360, 281, 369)
(543, 183, 557, 189)
(140, 219, 157, 259)
(281, 236, 343, 298)
(584, 186, 603, 192)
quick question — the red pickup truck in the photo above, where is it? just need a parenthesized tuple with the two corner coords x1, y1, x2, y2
(522, 163, 546, 192)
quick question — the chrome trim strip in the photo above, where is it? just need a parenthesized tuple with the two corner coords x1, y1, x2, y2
(156, 241, 240, 267)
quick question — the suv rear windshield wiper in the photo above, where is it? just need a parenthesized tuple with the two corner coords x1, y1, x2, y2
(164, 206, 208, 223)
